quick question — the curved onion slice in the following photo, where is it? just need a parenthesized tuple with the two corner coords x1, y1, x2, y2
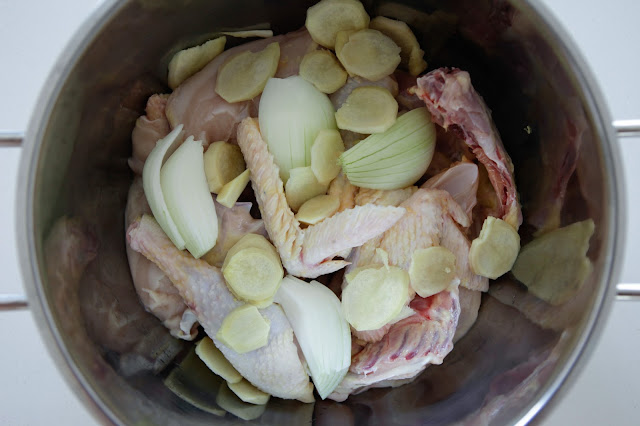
(161, 136, 218, 258)
(274, 276, 351, 399)
(142, 125, 186, 250)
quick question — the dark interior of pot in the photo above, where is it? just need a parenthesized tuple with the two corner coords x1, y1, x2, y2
(26, 0, 620, 424)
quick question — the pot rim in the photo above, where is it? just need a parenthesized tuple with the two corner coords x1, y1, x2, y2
(15, 1, 627, 425)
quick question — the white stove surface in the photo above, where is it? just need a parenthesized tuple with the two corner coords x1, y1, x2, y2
(0, 1, 638, 424)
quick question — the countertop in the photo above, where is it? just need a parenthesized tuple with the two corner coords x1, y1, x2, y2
(0, 0, 638, 424)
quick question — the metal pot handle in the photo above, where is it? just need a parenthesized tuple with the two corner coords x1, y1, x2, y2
(0, 127, 637, 310)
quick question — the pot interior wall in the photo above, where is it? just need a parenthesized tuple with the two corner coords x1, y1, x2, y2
(29, 0, 615, 424)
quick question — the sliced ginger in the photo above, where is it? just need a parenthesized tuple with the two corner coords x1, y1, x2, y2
(295, 194, 340, 225)
(228, 379, 271, 405)
(285, 166, 329, 211)
(168, 37, 226, 89)
(222, 233, 283, 303)
(163, 347, 226, 416)
(195, 337, 242, 384)
(334, 30, 356, 58)
(215, 42, 280, 103)
(336, 29, 401, 81)
(512, 219, 594, 306)
(335, 86, 398, 134)
(300, 50, 348, 94)
(204, 141, 246, 193)
(469, 217, 520, 279)
(305, 0, 370, 48)
(216, 169, 251, 208)
(216, 304, 270, 354)
(216, 382, 266, 421)
(369, 16, 427, 76)
(342, 264, 409, 331)
(311, 129, 345, 184)
(409, 246, 457, 297)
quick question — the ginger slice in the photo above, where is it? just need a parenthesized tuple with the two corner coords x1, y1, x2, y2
(228, 379, 271, 405)
(215, 42, 280, 103)
(336, 29, 401, 81)
(204, 141, 246, 194)
(216, 305, 270, 354)
(469, 217, 520, 279)
(195, 337, 242, 384)
(285, 166, 329, 211)
(335, 86, 398, 134)
(305, 0, 370, 48)
(295, 194, 341, 225)
(342, 265, 409, 331)
(300, 49, 348, 94)
(512, 219, 594, 305)
(409, 246, 457, 297)
(369, 16, 427, 76)
(222, 233, 283, 303)
(168, 37, 226, 89)
(216, 169, 251, 208)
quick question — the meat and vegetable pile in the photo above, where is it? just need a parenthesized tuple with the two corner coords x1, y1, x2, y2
(124, 0, 596, 419)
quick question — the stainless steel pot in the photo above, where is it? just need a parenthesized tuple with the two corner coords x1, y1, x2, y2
(2, 0, 638, 424)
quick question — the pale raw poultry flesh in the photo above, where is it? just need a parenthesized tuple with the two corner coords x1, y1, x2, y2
(236, 117, 406, 278)
(127, 215, 314, 402)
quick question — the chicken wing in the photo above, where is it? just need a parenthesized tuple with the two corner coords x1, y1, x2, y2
(414, 68, 522, 229)
(237, 117, 405, 278)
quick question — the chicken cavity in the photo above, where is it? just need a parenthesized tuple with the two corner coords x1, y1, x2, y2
(127, 215, 314, 402)
(414, 67, 522, 230)
(236, 117, 405, 278)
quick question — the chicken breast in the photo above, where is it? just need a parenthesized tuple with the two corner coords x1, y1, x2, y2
(166, 29, 316, 144)
(127, 215, 314, 402)
(414, 68, 522, 230)
(237, 117, 405, 278)
(125, 178, 198, 340)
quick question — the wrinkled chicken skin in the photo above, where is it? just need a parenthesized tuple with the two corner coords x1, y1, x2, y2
(128, 216, 314, 402)
(237, 118, 405, 278)
(330, 285, 460, 401)
(166, 29, 316, 144)
(333, 188, 477, 398)
(129, 94, 170, 174)
(414, 68, 522, 230)
(351, 165, 487, 293)
(125, 178, 198, 340)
